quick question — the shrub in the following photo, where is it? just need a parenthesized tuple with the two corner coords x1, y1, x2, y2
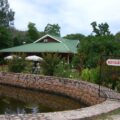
(0, 57, 5, 65)
(54, 61, 71, 78)
(81, 68, 90, 81)
(8, 55, 26, 73)
(81, 67, 99, 83)
(41, 53, 61, 76)
(71, 55, 80, 69)
(90, 67, 99, 83)
(101, 65, 120, 90)
(71, 55, 84, 72)
(69, 70, 81, 79)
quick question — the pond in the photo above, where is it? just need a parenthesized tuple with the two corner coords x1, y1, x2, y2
(0, 84, 87, 114)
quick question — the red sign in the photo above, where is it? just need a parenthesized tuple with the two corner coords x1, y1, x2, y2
(106, 59, 120, 66)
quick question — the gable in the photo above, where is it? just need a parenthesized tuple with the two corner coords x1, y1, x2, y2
(38, 36, 59, 43)
(34, 34, 61, 43)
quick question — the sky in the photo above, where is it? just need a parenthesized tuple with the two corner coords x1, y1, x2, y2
(9, 0, 120, 36)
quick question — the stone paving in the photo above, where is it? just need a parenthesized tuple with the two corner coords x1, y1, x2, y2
(0, 100, 120, 120)
(41, 100, 120, 120)
(110, 115, 120, 120)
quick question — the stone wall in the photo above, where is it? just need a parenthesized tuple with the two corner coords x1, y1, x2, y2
(0, 84, 84, 111)
(0, 72, 105, 106)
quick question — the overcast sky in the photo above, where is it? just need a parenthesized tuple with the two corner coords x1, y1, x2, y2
(9, 0, 120, 36)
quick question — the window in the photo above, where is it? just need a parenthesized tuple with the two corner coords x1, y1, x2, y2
(44, 39, 48, 43)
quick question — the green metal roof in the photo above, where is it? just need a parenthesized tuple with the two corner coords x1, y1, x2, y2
(0, 34, 79, 54)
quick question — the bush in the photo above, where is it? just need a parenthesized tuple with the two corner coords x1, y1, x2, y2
(8, 56, 26, 73)
(81, 68, 90, 81)
(90, 67, 99, 83)
(81, 67, 99, 83)
(101, 65, 120, 90)
(41, 53, 61, 76)
(71, 55, 80, 69)
(54, 61, 71, 78)
(69, 70, 81, 79)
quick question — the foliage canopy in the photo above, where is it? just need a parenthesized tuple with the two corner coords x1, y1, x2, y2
(0, 0, 14, 27)
(44, 24, 61, 37)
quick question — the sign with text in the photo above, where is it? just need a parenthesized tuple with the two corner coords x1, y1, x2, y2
(99, 56, 120, 100)
(106, 59, 120, 66)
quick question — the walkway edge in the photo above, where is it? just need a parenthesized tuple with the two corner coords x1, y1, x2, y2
(41, 100, 120, 120)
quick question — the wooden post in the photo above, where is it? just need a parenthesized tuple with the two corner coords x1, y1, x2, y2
(67, 54, 70, 64)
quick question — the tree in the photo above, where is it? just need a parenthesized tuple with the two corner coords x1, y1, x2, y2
(115, 32, 120, 41)
(0, 26, 13, 49)
(78, 35, 120, 68)
(77, 22, 119, 68)
(44, 23, 61, 36)
(27, 22, 39, 43)
(0, 0, 14, 49)
(91, 21, 110, 36)
(0, 0, 14, 27)
(39, 31, 45, 38)
(12, 29, 29, 46)
(63, 33, 85, 40)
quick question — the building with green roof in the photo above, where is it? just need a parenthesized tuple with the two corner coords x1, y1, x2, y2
(0, 34, 79, 63)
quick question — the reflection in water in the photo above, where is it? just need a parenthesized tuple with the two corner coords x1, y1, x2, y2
(0, 84, 87, 114)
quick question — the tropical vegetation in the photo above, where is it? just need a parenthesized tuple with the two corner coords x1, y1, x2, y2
(0, 0, 120, 92)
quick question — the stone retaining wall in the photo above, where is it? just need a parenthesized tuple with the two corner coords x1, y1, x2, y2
(0, 72, 105, 106)
(0, 84, 83, 111)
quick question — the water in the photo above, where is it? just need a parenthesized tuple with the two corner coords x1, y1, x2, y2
(0, 84, 87, 114)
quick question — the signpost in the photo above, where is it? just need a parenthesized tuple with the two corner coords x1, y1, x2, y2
(99, 56, 120, 100)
